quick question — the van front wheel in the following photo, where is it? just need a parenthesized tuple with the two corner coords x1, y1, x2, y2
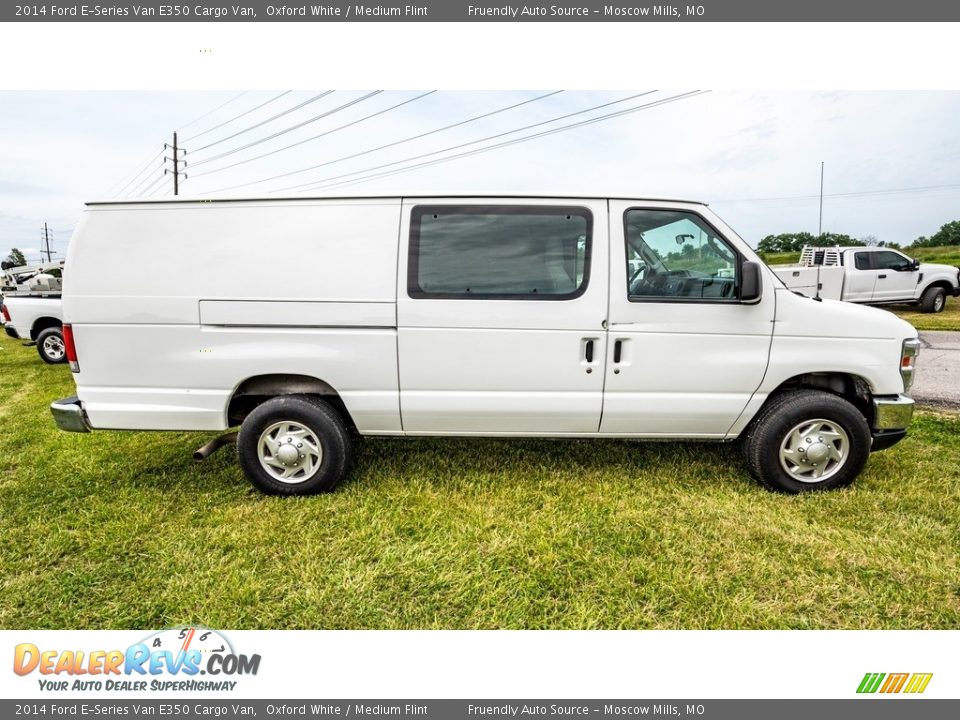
(742, 390, 871, 493)
(237, 395, 352, 495)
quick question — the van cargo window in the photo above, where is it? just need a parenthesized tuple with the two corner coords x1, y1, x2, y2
(624, 209, 739, 302)
(408, 205, 591, 300)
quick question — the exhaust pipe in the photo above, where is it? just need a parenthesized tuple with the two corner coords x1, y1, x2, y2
(194, 432, 238, 461)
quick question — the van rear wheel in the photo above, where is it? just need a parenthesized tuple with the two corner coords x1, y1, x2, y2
(237, 395, 352, 495)
(36, 327, 67, 364)
(742, 390, 871, 493)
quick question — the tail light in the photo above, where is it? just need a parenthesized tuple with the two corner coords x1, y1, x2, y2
(63, 324, 80, 373)
(1, 304, 10, 323)
(900, 338, 920, 393)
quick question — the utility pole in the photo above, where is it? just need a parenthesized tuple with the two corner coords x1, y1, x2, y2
(43, 222, 52, 262)
(164, 132, 187, 196)
(818, 161, 824, 238)
(173, 132, 179, 196)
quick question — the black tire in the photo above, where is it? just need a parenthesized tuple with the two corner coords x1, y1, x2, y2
(919, 286, 947, 313)
(237, 395, 352, 495)
(36, 327, 67, 364)
(742, 390, 872, 493)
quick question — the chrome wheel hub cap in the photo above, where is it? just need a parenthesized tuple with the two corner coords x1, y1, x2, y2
(779, 418, 849, 483)
(43, 335, 65, 359)
(257, 421, 322, 484)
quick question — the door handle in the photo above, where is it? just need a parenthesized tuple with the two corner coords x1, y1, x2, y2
(878, 274, 887, 279)
(585, 339, 594, 363)
(613, 339, 623, 364)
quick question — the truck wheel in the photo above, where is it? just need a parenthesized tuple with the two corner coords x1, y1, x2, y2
(36, 327, 67, 364)
(742, 390, 871, 493)
(237, 395, 352, 495)
(919, 286, 946, 313)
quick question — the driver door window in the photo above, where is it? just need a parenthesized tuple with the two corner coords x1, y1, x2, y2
(624, 209, 739, 301)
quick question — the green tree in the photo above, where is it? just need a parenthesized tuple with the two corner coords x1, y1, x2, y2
(757, 232, 865, 254)
(911, 220, 960, 248)
(4, 248, 27, 267)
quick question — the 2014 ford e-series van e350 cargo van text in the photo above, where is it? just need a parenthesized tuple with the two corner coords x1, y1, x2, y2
(50, 196, 920, 495)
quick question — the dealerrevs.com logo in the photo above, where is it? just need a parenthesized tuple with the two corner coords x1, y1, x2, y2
(857, 672, 933, 694)
(13, 627, 261, 692)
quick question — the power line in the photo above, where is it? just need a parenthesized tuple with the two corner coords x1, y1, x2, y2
(180, 91, 293, 143)
(126, 164, 166, 197)
(715, 181, 960, 204)
(276, 90, 662, 194)
(177, 91, 248, 132)
(138, 173, 167, 198)
(194, 90, 442, 185)
(313, 91, 709, 194)
(112, 147, 164, 197)
(189, 91, 333, 153)
(200, 90, 560, 192)
(188, 91, 384, 169)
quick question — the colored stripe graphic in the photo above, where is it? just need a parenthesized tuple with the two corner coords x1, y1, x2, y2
(904, 673, 933, 694)
(857, 673, 885, 693)
(880, 673, 909, 693)
(857, 672, 932, 694)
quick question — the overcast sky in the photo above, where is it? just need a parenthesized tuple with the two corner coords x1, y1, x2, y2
(2, 90, 959, 262)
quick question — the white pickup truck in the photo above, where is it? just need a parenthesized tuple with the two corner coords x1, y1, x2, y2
(2, 261, 66, 363)
(50, 195, 922, 496)
(771, 246, 960, 312)
(2, 295, 66, 363)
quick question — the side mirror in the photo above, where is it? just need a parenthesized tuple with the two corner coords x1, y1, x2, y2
(741, 261, 763, 303)
(912, 259, 920, 271)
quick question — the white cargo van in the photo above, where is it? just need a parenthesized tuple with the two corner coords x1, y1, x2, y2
(51, 196, 920, 495)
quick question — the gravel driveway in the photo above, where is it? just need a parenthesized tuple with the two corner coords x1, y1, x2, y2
(913, 331, 960, 410)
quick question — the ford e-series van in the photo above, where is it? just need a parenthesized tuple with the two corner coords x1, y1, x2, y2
(50, 196, 920, 495)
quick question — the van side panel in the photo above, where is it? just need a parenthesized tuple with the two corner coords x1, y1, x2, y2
(65, 200, 403, 433)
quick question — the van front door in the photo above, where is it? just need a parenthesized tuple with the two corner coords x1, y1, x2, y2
(601, 202, 775, 437)
(397, 199, 609, 434)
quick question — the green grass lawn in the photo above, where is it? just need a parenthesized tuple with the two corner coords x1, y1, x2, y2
(760, 246, 960, 331)
(1, 339, 959, 630)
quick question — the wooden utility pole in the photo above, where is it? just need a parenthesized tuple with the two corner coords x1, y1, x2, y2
(43, 222, 52, 262)
(173, 132, 179, 196)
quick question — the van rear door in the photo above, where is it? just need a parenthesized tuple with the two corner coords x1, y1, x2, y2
(396, 198, 609, 434)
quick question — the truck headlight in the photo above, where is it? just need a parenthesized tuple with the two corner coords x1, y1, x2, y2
(900, 338, 921, 393)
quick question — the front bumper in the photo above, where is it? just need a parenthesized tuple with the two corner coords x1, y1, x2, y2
(870, 395, 914, 451)
(4, 324, 19, 339)
(50, 395, 91, 433)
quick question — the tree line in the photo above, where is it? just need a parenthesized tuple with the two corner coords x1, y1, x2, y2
(758, 219, 960, 254)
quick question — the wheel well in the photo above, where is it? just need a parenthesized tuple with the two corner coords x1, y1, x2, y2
(226, 374, 357, 431)
(30, 317, 62, 340)
(764, 372, 874, 425)
(921, 280, 953, 296)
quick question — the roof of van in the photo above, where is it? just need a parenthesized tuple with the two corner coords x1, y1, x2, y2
(86, 194, 709, 206)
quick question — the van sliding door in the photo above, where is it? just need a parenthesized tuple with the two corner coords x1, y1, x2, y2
(396, 198, 609, 434)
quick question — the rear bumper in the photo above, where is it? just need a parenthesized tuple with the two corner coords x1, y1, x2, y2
(870, 394, 914, 451)
(4, 324, 19, 339)
(50, 395, 91, 433)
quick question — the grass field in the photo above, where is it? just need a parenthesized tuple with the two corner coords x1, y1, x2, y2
(760, 245, 960, 331)
(1, 339, 959, 630)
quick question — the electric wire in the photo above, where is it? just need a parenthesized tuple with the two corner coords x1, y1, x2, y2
(191, 91, 438, 183)
(111, 148, 164, 197)
(274, 90, 663, 194)
(200, 90, 562, 192)
(310, 91, 709, 193)
(176, 91, 248, 132)
(189, 91, 333, 153)
(715, 182, 960, 204)
(180, 91, 293, 143)
(188, 91, 384, 168)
